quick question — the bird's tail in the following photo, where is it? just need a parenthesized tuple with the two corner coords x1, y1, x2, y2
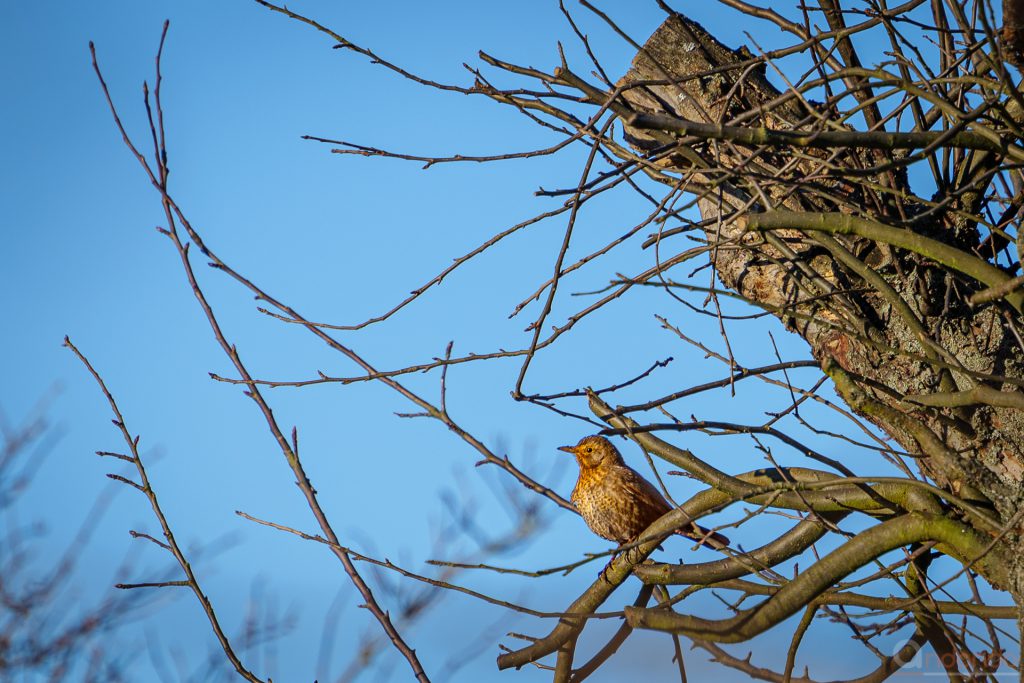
(676, 524, 730, 549)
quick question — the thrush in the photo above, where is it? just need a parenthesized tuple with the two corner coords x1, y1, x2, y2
(559, 435, 729, 548)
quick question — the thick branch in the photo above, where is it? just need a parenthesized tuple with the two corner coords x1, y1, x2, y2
(629, 112, 1008, 153)
(495, 525, 665, 669)
(746, 211, 1024, 311)
(625, 512, 1008, 641)
(701, 578, 1017, 619)
(634, 514, 844, 585)
(906, 385, 1024, 410)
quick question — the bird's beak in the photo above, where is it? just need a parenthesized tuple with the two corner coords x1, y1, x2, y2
(557, 445, 576, 454)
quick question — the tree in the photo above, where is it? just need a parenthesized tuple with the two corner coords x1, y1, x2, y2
(80, 0, 1024, 680)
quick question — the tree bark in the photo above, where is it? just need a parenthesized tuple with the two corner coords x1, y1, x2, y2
(615, 13, 1024, 599)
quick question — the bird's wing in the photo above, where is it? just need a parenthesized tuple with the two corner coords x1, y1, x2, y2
(620, 466, 729, 546)
(617, 466, 671, 520)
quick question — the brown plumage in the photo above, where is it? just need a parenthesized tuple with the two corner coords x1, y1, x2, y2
(559, 435, 728, 548)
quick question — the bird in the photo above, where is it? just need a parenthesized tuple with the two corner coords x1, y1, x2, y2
(559, 435, 729, 548)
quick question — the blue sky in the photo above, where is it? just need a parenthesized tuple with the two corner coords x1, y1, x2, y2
(3, 2, 1014, 681)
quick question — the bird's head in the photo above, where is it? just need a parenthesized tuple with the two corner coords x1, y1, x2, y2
(557, 435, 623, 469)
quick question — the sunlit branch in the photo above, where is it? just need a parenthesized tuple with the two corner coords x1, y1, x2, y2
(625, 511, 1008, 642)
(629, 111, 1007, 152)
(634, 513, 845, 585)
(747, 210, 1024, 311)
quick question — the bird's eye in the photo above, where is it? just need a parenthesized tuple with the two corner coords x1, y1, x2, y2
(585, 447, 592, 453)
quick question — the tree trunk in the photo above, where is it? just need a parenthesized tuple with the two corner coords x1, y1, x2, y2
(616, 12, 1024, 601)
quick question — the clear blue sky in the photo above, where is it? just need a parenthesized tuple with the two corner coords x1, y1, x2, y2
(3, 2, 1010, 681)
